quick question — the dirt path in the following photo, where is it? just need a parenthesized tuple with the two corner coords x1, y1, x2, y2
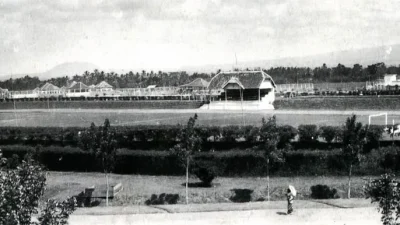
(69, 207, 381, 225)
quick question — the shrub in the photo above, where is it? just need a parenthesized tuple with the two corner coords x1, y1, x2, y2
(229, 189, 254, 203)
(6, 154, 20, 169)
(365, 125, 384, 151)
(310, 184, 339, 199)
(319, 126, 341, 143)
(37, 197, 77, 225)
(145, 194, 180, 205)
(191, 160, 221, 186)
(221, 126, 239, 142)
(298, 125, 319, 142)
(277, 125, 297, 147)
(364, 174, 399, 225)
(0, 152, 76, 225)
(242, 126, 259, 143)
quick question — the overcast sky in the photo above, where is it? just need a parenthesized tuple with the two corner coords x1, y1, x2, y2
(1, 0, 400, 75)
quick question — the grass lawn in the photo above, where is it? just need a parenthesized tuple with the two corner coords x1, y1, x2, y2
(0, 109, 397, 127)
(44, 172, 374, 206)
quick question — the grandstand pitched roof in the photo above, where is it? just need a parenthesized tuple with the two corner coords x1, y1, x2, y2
(208, 71, 276, 90)
(180, 78, 209, 88)
(40, 83, 60, 91)
(96, 81, 113, 88)
(69, 82, 89, 90)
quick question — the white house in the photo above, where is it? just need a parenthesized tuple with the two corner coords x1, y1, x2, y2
(39, 83, 62, 98)
(95, 81, 113, 92)
(66, 82, 91, 97)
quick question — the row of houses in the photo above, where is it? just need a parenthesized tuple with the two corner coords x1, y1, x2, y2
(1, 78, 211, 99)
(0, 70, 278, 109)
(5, 81, 114, 99)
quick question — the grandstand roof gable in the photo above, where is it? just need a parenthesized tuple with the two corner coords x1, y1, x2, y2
(208, 71, 275, 90)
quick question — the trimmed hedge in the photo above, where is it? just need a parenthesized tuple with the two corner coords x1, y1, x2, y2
(0, 124, 392, 151)
(298, 125, 319, 143)
(2, 145, 399, 176)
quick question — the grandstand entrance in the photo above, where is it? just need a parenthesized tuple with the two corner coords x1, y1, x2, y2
(221, 77, 271, 102)
(223, 89, 270, 101)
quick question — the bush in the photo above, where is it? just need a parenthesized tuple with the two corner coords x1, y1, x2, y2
(229, 189, 254, 203)
(364, 174, 399, 225)
(0, 152, 76, 225)
(145, 194, 179, 205)
(221, 126, 239, 142)
(191, 160, 222, 186)
(365, 125, 384, 151)
(5, 154, 19, 169)
(298, 125, 319, 142)
(319, 126, 341, 143)
(37, 197, 77, 225)
(310, 184, 339, 199)
(3, 144, 400, 177)
(277, 125, 297, 147)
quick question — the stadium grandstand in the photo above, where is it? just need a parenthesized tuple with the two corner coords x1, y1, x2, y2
(202, 70, 276, 110)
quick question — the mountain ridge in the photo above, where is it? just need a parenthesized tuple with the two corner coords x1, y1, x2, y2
(1, 44, 399, 81)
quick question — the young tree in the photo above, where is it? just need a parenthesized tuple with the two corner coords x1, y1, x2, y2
(258, 116, 285, 201)
(342, 115, 367, 198)
(97, 119, 118, 207)
(79, 119, 118, 206)
(170, 114, 202, 204)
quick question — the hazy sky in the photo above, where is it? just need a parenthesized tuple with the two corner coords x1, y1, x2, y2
(1, 0, 400, 75)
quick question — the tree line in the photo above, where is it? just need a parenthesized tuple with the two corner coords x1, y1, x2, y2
(1, 62, 398, 91)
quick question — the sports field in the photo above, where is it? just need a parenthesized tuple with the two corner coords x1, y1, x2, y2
(0, 109, 398, 127)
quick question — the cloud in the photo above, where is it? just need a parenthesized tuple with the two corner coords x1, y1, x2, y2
(1, 0, 400, 75)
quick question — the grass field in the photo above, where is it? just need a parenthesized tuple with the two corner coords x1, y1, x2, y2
(0, 109, 398, 127)
(44, 172, 372, 206)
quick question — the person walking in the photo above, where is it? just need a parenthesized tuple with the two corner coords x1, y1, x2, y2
(286, 185, 296, 215)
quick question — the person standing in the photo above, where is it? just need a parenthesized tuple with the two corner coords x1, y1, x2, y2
(286, 185, 296, 215)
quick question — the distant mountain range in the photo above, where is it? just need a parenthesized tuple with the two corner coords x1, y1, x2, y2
(0, 62, 101, 81)
(181, 44, 400, 73)
(1, 44, 400, 81)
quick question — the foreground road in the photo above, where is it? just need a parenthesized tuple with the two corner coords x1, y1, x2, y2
(69, 207, 381, 225)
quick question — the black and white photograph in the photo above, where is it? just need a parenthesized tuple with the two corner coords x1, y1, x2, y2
(1, 0, 400, 224)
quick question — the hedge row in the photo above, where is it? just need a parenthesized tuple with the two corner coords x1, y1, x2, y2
(2, 145, 399, 176)
(0, 124, 387, 151)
